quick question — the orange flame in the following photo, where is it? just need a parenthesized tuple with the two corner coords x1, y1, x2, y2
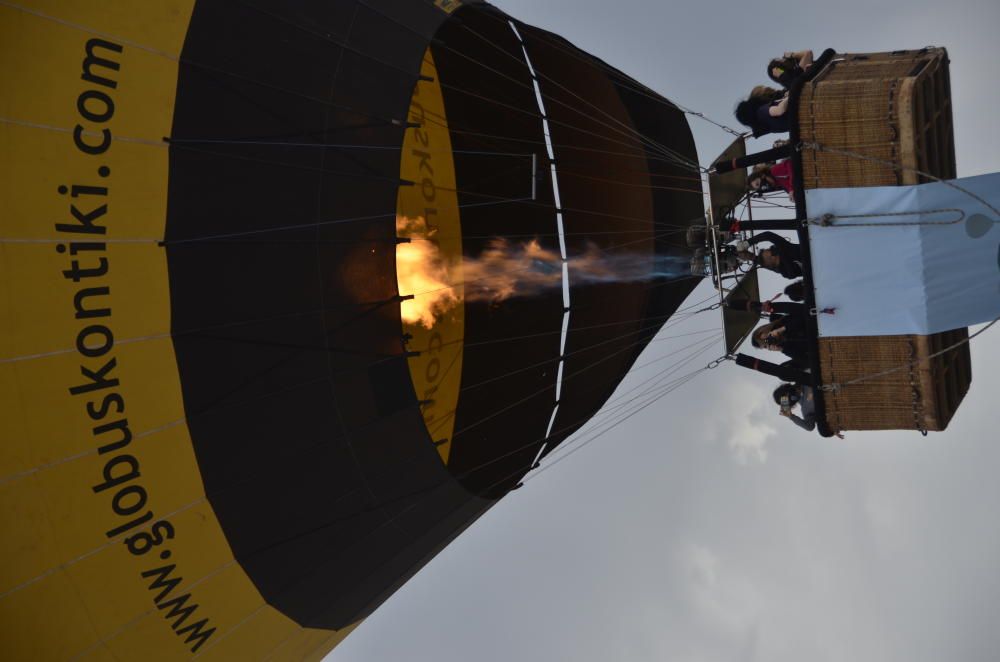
(396, 216, 684, 330)
(396, 215, 461, 329)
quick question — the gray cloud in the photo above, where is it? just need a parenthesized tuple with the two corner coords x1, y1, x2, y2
(329, 1, 1000, 660)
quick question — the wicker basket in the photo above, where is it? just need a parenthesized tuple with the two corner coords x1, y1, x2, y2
(799, 48, 970, 433)
(818, 331, 971, 432)
(798, 48, 956, 189)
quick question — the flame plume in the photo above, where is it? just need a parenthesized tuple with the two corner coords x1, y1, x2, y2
(395, 215, 692, 329)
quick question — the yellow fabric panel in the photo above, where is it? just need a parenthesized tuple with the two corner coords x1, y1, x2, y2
(43, 463, 217, 635)
(0, 362, 30, 476)
(0, 567, 101, 660)
(73, 642, 121, 662)
(0, 373, 192, 595)
(58, 494, 303, 658)
(301, 626, 359, 662)
(433, 0, 465, 14)
(0, 3, 186, 141)
(0, 355, 87, 474)
(93, 561, 266, 660)
(96, 615, 193, 662)
(398, 49, 465, 465)
(0, 337, 186, 484)
(0, 473, 62, 597)
(0, 472, 334, 660)
(0, 123, 175, 242)
(13, 0, 195, 57)
(0, 120, 174, 345)
(268, 624, 359, 662)
(0, 1, 349, 659)
(195, 607, 301, 662)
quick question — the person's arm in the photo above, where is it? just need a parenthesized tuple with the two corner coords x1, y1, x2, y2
(746, 231, 790, 248)
(785, 50, 814, 69)
(751, 231, 800, 264)
(788, 412, 816, 431)
(768, 301, 805, 316)
(778, 407, 815, 431)
(726, 298, 762, 313)
(769, 96, 790, 117)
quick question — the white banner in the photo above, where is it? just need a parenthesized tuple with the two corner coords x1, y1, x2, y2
(806, 172, 1000, 337)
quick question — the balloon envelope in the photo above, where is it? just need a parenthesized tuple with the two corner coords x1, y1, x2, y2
(0, 1, 701, 659)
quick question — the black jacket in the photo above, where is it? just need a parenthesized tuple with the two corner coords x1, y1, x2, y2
(749, 231, 803, 279)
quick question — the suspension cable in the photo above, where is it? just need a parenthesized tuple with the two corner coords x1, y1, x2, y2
(446, 1, 745, 141)
(799, 142, 1000, 218)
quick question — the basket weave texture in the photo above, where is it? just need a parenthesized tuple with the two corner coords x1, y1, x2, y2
(800, 49, 969, 432)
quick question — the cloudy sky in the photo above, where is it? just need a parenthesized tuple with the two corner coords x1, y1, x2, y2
(330, 1, 1000, 660)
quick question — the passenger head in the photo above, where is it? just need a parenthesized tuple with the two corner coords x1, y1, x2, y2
(772, 383, 800, 406)
(736, 87, 784, 134)
(768, 57, 802, 87)
(767, 58, 789, 85)
(756, 248, 780, 269)
(748, 163, 775, 192)
(734, 100, 759, 129)
(749, 85, 782, 102)
(752, 321, 784, 351)
(752, 323, 774, 349)
(784, 280, 805, 302)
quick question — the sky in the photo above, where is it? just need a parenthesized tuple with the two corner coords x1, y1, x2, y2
(329, 1, 1000, 661)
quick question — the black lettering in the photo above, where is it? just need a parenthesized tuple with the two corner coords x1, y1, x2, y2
(125, 520, 175, 555)
(176, 618, 215, 653)
(427, 332, 443, 354)
(69, 241, 106, 255)
(421, 178, 436, 202)
(73, 125, 111, 155)
(76, 324, 113, 358)
(414, 127, 429, 147)
(409, 100, 426, 124)
(158, 591, 198, 629)
(112, 484, 147, 516)
(77, 90, 115, 123)
(87, 391, 125, 420)
(56, 202, 108, 235)
(62, 257, 109, 282)
(74, 287, 111, 320)
(425, 357, 440, 382)
(93, 418, 132, 454)
(424, 208, 439, 233)
(92, 453, 139, 493)
(70, 184, 108, 198)
(106, 509, 153, 539)
(412, 149, 434, 177)
(421, 384, 439, 423)
(141, 563, 181, 602)
(69, 357, 119, 395)
(81, 38, 122, 89)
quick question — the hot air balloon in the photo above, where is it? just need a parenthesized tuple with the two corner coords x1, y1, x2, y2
(702, 47, 993, 436)
(0, 1, 705, 659)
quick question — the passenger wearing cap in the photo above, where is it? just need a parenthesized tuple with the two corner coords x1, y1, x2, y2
(773, 383, 817, 431)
